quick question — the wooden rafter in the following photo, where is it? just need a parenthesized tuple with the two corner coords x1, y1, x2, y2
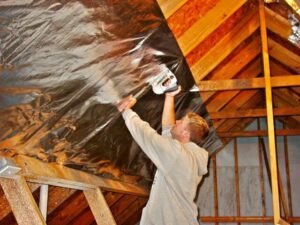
(210, 106, 300, 119)
(198, 75, 300, 91)
(12, 155, 148, 196)
(177, 0, 248, 56)
(191, 9, 259, 81)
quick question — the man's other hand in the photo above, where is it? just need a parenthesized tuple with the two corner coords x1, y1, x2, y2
(166, 85, 182, 97)
(116, 95, 137, 112)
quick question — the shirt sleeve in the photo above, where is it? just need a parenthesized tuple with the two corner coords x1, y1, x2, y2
(122, 109, 181, 174)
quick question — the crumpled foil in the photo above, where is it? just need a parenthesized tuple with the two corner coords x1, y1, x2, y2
(0, 0, 222, 183)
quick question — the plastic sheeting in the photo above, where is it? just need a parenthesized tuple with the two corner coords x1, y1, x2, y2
(0, 0, 222, 183)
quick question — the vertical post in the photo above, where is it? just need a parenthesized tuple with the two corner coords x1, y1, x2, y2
(258, 0, 280, 223)
(0, 176, 46, 225)
(84, 188, 117, 225)
(212, 154, 219, 225)
(258, 119, 267, 225)
(39, 184, 49, 221)
(234, 138, 241, 225)
(284, 124, 293, 225)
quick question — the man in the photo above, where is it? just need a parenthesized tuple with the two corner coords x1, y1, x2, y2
(116, 86, 209, 225)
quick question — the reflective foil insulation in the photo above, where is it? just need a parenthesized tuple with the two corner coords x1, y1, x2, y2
(0, 0, 222, 184)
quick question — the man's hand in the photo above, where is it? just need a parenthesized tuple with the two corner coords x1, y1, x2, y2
(165, 85, 182, 97)
(116, 95, 137, 112)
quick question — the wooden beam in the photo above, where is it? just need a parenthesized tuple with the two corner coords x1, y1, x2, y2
(0, 177, 46, 225)
(210, 106, 300, 119)
(265, 7, 291, 40)
(258, 119, 267, 225)
(278, 218, 291, 225)
(234, 138, 241, 225)
(218, 129, 300, 137)
(191, 9, 259, 81)
(284, 126, 294, 225)
(259, 0, 280, 223)
(84, 188, 117, 225)
(12, 155, 148, 197)
(212, 154, 219, 225)
(200, 217, 300, 223)
(269, 38, 300, 73)
(178, 0, 248, 56)
(198, 75, 300, 91)
(156, 0, 188, 19)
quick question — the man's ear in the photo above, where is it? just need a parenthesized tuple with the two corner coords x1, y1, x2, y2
(183, 129, 190, 140)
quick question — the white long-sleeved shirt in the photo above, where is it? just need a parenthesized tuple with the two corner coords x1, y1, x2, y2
(122, 109, 209, 225)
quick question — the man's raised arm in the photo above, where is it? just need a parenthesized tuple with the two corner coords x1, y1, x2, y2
(162, 86, 181, 129)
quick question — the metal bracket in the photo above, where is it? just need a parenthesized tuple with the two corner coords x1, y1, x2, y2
(0, 158, 21, 178)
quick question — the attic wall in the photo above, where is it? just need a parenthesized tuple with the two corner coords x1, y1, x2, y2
(197, 119, 300, 225)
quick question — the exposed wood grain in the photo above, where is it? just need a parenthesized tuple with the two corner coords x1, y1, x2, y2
(210, 106, 300, 119)
(218, 129, 300, 137)
(191, 10, 259, 81)
(13, 155, 148, 196)
(84, 188, 116, 225)
(0, 177, 45, 225)
(156, 0, 188, 19)
(269, 38, 300, 73)
(178, 0, 248, 56)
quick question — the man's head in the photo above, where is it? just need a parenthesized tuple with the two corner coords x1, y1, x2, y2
(171, 112, 209, 144)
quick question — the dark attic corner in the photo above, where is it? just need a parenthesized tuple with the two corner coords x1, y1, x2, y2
(0, 0, 300, 224)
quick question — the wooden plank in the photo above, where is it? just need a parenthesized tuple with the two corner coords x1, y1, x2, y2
(269, 38, 300, 73)
(47, 191, 88, 225)
(218, 129, 300, 137)
(69, 207, 95, 225)
(13, 155, 148, 197)
(156, 0, 188, 19)
(265, 7, 291, 40)
(0, 177, 46, 225)
(284, 126, 294, 225)
(178, 0, 248, 56)
(200, 217, 300, 223)
(198, 75, 300, 91)
(115, 197, 147, 225)
(259, 0, 280, 223)
(257, 120, 267, 225)
(47, 186, 76, 215)
(84, 188, 116, 225)
(191, 9, 259, 81)
(210, 106, 300, 119)
(212, 154, 219, 225)
(234, 138, 241, 225)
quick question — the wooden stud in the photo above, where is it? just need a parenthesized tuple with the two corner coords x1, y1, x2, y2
(178, 0, 248, 56)
(284, 124, 294, 225)
(212, 155, 219, 225)
(257, 119, 267, 225)
(259, 0, 280, 222)
(84, 188, 117, 225)
(234, 138, 241, 225)
(0, 177, 46, 225)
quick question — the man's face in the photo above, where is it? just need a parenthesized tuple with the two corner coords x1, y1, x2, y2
(171, 116, 189, 139)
